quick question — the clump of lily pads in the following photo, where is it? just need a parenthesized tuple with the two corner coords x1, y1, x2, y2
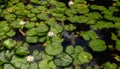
(1, 0, 120, 68)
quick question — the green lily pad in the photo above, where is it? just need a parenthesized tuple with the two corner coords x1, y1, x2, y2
(38, 36, 46, 43)
(21, 62, 38, 69)
(3, 64, 15, 69)
(39, 60, 56, 69)
(104, 62, 117, 69)
(15, 46, 29, 56)
(115, 22, 120, 29)
(36, 24, 49, 33)
(4, 14, 16, 21)
(26, 28, 37, 36)
(64, 24, 76, 32)
(81, 31, 98, 40)
(115, 40, 120, 51)
(25, 22, 35, 29)
(45, 44, 63, 56)
(0, 51, 8, 65)
(6, 30, 16, 37)
(66, 45, 74, 55)
(89, 39, 107, 52)
(3, 39, 16, 49)
(54, 53, 73, 67)
(26, 36, 39, 43)
(11, 55, 27, 68)
(78, 52, 93, 64)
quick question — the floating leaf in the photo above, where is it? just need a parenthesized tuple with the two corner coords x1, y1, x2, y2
(64, 24, 76, 32)
(36, 24, 49, 33)
(15, 46, 29, 56)
(81, 31, 98, 40)
(3, 64, 15, 69)
(38, 36, 46, 43)
(26, 36, 38, 43)
(104, 62, 117, 69)
(37, 13, 49, 20)
(26, 28, 37, 36)
(89, 39, 107, 52)
(4, 14, 16, 21)
(6, 30, 16, 37)
(114, 22, 120, 29)
(10, 55, 27, 68)
(78, 52, 93, 64)
(45, 44, 63, 56)
(54, 53, 73, 67)
(66, 45, 74, 55)
(87, 12, 102, 19)
(0, 51, 8, 65)
(3, 39, 16, 49)
(115, 40, 120, 51)
(39, 60, 56, 69)
(25, 22, 35, 29)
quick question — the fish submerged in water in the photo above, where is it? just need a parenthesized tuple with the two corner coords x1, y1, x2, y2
(62, 30, 76, 45)
(112, 54, 120, 62)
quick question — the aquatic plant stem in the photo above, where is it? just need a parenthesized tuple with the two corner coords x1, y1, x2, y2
(19, 29, 26, 37)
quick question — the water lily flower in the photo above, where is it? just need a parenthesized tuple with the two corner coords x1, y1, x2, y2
(19, 21, 26, 26)
(26, 55, 35, 62)
(68, 0, 74, 6)
(47, 31, 55, 37)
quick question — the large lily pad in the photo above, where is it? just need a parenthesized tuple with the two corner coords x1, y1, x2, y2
(89, 39, 107, 52)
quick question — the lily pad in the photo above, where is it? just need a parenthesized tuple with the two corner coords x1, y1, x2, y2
(115, 40, 120, 51)
(10, 55, 27, 68)
(15, 46, 29, 56)
(26, 36, 38, 43)
(54, 53, 73, 67)
(78, 52, 93, 64)
(26, 28, 37, 36)
(89, 39, 107, 52)
(45, 44, 63, 56)
(39, 60, 56, 69)
(2, 39, 16, 49)
(3, 64, 15, 69)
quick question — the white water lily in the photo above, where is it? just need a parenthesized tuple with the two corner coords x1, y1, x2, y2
(68, 0, 74, 6)
(19, 21, 26, 26)
(26, 55, 35, 62)
(47, 31, 55, 37)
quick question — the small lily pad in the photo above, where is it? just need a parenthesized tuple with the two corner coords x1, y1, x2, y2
(78, 52, 93, 64)
(54, 53, 73, 67)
